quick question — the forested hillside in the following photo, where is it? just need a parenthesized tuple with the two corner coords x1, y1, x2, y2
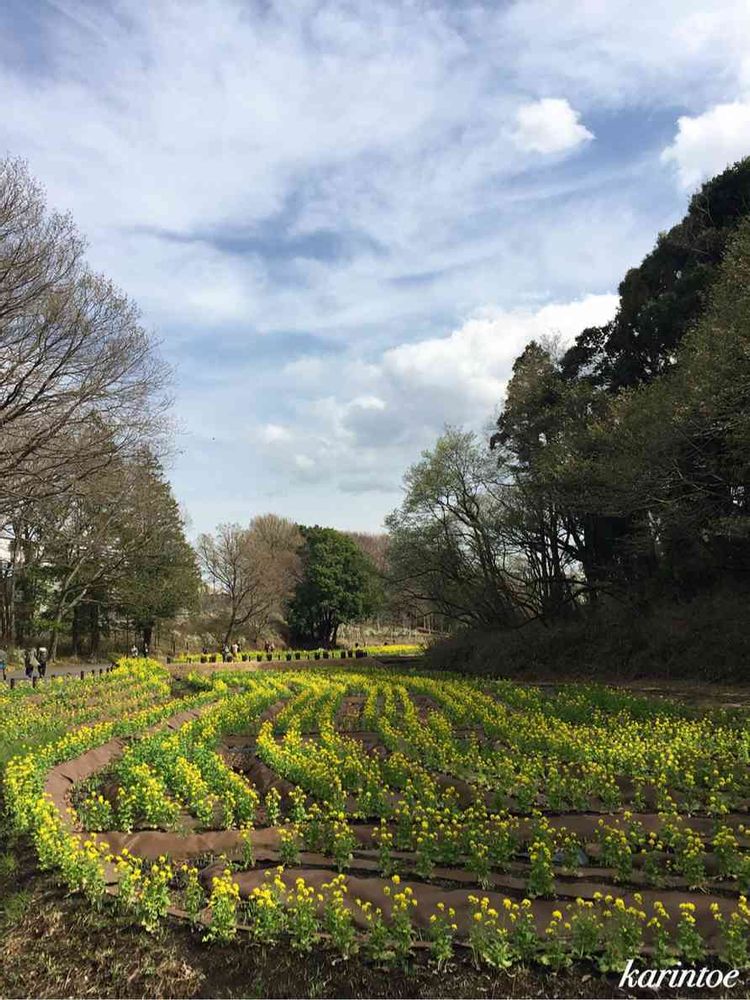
(389, 158, 750, 678)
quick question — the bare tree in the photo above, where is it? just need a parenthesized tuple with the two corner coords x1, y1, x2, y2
(385, 429, 539, 629)
(0, 159, 171, 516)
(196, 516, 301, 646)
(346, 532, 390, 574)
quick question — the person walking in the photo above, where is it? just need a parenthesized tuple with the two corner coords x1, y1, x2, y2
(24, 647, 37, 679)
(0, 648, 7, 682)
(37, 645, 48, 678)
(130, 643, 138, 657)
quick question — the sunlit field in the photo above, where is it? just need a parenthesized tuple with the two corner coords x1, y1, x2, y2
(5, 657, 750, 983)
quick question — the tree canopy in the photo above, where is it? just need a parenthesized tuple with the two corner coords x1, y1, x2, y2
(389, 156, 750, 636)
(288, 526, 381, 646)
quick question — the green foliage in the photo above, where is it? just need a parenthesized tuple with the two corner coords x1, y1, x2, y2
(561, 156, 750, 391)
(118, 454, 201, 645)
(447, 157, 750, 632)
(385, 429, 524, 629)
(288, 526, 381, 645)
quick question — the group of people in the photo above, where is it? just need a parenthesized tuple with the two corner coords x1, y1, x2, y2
(129, 643, 149, 658)
(220, 640, 243, 662)
(23, 645, 49, 679)
(215, 639, 277, 662)
(0, 645, 49, 681)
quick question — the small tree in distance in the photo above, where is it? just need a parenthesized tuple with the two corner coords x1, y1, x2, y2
(288, 526, 380, 647)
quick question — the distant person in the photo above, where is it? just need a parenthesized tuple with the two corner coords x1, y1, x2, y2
(263, 639, 270, 654)
(130, 644, 138, 657)
(24, 648, 36, 679)
(37, 646, 48, 678)
(143, 643, 149, 657)
(222, 643, 230, 662)
(0, 648, 7, 681)
(230, 641, 239, 657)
(202, 644, 208, 655)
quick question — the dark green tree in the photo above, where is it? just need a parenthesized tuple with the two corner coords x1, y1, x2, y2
(561, 156, 750, 390)
(117, 455, 201, 651)
(288, 526, 380, 646)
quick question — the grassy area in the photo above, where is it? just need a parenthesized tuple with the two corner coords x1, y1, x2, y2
(426, 588, 750, 682)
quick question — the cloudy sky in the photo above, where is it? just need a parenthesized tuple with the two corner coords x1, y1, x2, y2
(2, 1, 749, 535)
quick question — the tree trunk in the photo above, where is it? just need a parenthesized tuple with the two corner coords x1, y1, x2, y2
(89, 600, 101, 656)
(49, 587, 75, 661)
(71, 601, 84, 655)
(49, 620, 61, 660)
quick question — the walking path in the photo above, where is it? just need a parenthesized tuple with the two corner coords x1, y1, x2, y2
(2, 662, 113, 686)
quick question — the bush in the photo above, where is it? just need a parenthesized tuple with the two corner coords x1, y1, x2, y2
(425, 587, 750, 682)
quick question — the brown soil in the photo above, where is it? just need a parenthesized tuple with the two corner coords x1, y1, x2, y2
(27, 682, 750, 999)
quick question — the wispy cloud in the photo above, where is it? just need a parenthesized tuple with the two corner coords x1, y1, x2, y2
(1, 0, 749, 531)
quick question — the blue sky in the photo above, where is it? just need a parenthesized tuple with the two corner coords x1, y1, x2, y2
(2, 0, 750, 535)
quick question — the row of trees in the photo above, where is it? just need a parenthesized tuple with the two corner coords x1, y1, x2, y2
(387, 158, 750, 631)
(196, 518, 381, 647)
(0, 157, 398, 658)
(0, 158, 200, 656)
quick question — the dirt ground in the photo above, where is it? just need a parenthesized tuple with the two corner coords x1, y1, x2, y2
(3, 825, 749, 1000)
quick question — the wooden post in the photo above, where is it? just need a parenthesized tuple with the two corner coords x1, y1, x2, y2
(80, 670, 85, 680)
(32, 675, 37, 688)
(10, 677, 15, 689)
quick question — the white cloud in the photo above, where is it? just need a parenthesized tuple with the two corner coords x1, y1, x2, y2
(5, 0, 749, 533)
(259, 423, 293, 444)
(379, 293, 617, 424)
(661, 101, 750, 189)
(253, 292, 619, 494)
(499, 0, 750, 111)
(513, 98, 593, 154)
(349, 396, 386, 411)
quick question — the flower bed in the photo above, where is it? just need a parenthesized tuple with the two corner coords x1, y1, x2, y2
(169, 644, 424, 665)
(5, 664, 750, 971)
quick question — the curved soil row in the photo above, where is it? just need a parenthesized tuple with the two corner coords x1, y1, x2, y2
(201, 863, 737, 950)
(39, 697, 750, 955)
